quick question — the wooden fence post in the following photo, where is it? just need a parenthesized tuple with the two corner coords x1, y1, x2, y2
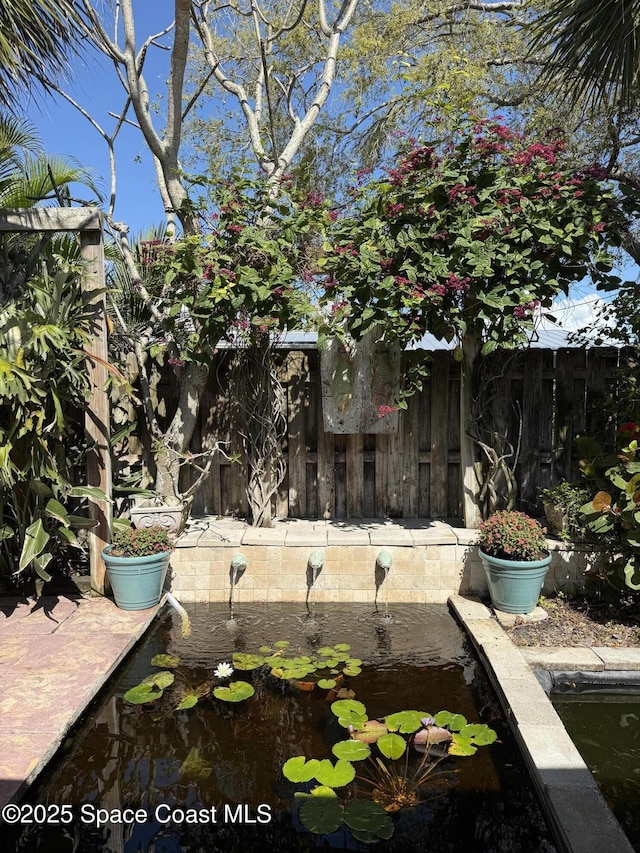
(81, 226, 112, 595)
(460, 335, 481, 528)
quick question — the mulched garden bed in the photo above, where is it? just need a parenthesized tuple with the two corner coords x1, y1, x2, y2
(506, 592, 640, 648)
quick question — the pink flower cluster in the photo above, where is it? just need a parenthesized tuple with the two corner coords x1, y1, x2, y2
(377, 404, 398, 419)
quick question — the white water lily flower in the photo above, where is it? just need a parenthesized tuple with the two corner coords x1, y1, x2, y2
(214, 662, 234, 679)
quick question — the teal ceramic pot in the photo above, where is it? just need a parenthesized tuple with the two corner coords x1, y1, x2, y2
(479, 549, 552, 615)
(102, 546, 171, 610)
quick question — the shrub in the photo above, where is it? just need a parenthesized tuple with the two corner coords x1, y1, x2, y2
(478, 510, 547, 561)
(109, 525, 173, 558)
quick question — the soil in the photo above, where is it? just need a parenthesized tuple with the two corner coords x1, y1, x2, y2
(506, 592, 640, 648)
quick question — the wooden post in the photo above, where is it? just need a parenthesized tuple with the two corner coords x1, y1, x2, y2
(81, 226, 112, 595)
(460, 334, 481, 529)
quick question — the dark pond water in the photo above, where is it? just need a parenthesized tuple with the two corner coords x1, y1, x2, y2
(4, 603, 557, 852)
(553, 691, 640, 852)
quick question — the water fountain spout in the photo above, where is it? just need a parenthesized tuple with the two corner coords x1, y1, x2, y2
(165, 592, 192, 638)
(305, 548, 325, 607)
(229, 552, 247, 616)
(374, 549, 393, 616)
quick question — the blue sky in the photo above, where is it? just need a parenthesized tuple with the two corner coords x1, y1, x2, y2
(26, 8, 174, 233)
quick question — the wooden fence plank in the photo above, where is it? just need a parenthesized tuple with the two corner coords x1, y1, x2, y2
(375, 433, 388, 517)
(346, 433, 364, 517)
(403, 391, 420, 516)
(429, 351, 450, 517)
(554, 349, 575, 483)
(520, 350, 543, 511)
(287, 352, 308, 517)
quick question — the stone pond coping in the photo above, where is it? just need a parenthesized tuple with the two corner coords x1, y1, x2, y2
(449, 594, 635, 853)
(169, 516, 592, 603)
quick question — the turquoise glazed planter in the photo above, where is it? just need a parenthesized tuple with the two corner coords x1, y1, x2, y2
(479, 550, 552, 614)
(102, 546, 170, 610)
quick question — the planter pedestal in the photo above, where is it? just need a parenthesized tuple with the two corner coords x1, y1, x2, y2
(479, 549, 552, 614)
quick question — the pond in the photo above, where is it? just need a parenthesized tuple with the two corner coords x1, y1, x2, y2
(4, 603, 557, 852)
(553, 689, 640, 853)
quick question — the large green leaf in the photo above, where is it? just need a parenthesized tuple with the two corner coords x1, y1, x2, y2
(299, 797, 343, 834)
(283, 756, 321, 783)
(213, 680, 255, 702)
(44, 498, 69, 525)
(377, 733, 406, 760)
(123, 683, 163, 704)
(332, 740, 371, 761)
(19, 518, 50, 572)
(313, 759, 356, 787)
(143, 671, 175, 689)
(385, 710, 429, 733)
(232, 653, 265, 670)
(330, 698, 367, 728)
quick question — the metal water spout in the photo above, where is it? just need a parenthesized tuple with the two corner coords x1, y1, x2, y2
(165, 592, 192, 638)
(308, 550, 325, 586)
(376, 549, 393, 576)
(231, 553, 247, 586)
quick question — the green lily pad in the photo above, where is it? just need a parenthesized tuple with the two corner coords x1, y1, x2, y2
(334, 643, 351, 651)
(332, 740, 371, 761)
(330, 699, 367, 729)
(318, 678, 337, 690)
(232, 653, 265, 670)
(434, 711, 467, 731)
(259, 645, 272, 653)
(385, 710, 429, 733)
(123, 683, 163, 704)
(345, 658, 362, 667)
(450, 734, 477, 756)
(274, 640, 290, 648)
(176, 694, 199, 710)
(318, 647, 336, 656)
(460, 724, 497, 745)
(343, 667, 362, 676)
(299, 797, 343, 834)
(377, 733, 407, 760)
(313, 759, 356, 788)
(179, 747, 212, 782)
(143, 670, 175, 689)
(212, 680, 255, 702)
(150, 654, 180, 668)
(283, 756, 321, 783)
(310, 785, 338, 797)
(343, 800, 393, 833)
(351, 719, 388, 744)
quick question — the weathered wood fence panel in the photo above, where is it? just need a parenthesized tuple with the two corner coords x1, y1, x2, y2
(178, 346, 631, 520)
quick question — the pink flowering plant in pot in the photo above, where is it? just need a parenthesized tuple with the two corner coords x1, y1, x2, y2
(477, 510, 551, 614)
(478, 510, 548, 561)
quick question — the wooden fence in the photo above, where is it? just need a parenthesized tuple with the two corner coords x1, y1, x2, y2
(157, 346, 629, 520)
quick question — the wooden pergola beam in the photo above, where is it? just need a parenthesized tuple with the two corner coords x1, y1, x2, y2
(0, 206, 111, 594)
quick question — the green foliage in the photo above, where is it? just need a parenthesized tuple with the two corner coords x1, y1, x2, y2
(539, 480, 593, 540)
(212, 680, 255, 703)
(579, 425, 640, 590)
(0, 251, 106, 579)
(109, 525, 173, 558)
(478, 510, 548, 561)
(231, 640, 363, 690)
(287, 700, 497, 840)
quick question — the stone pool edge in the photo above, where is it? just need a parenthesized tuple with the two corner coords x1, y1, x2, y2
(449, 594, 635, 853)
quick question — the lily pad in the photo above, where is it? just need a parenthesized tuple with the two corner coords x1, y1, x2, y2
(274, 640, 290, 648)
(377, 733, 407, 760)
(232, 653, 265, 670)
(343, 800, 393, 834)
(212, 680, 255, 702)
(176, 694, 199, 711)
(460, 723, 498, 745)
(259, 645, 272, 653)
(123, 683, 163, 705)
(143, 670, 175, 689)
(318, 678, 337, 690)
(351, 720, 388, 744)
(434, 711, 467, 731)
(330, 699, 367, 728)
(332, 740, 371, 761)
(299, 797, 343, 834)
(334, 643, 351, 652)
(449, 735, 477, 756)
(313, 758, 356, 788)
(385, 710, 429, 734)
(318, 647, 336, 656)
(283, 756, 321, 783)
(343, 667, 362, 677)
(150, 653, 180, 668)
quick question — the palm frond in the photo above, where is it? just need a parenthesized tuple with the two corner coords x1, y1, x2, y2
(530, 0, 640, 108)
